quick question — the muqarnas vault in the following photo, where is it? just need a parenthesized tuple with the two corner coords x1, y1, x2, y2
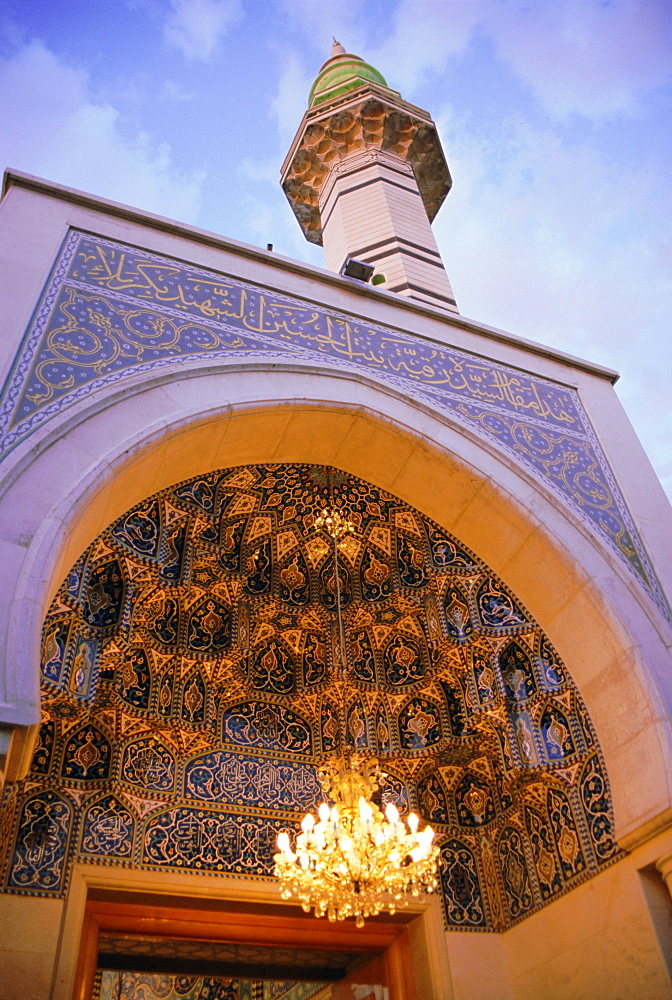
(0, 463, 619, 932)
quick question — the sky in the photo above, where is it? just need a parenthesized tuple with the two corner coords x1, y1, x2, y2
(1, 0, 670, 498)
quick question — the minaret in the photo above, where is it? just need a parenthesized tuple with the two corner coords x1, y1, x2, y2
(281, 41, 458, 313)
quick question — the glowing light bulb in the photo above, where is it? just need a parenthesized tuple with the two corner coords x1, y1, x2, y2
(385, 802, 399, 824)
(318, 802, 330, 823)
(407, 812, 419, 833)
(277, 831, 290, 852)
(358, 796, 373, 824)
(301, 813, 315, 833)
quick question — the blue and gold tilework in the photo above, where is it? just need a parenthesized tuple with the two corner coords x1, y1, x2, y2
(94, 973, 326, 1000)
(0, 464, 622, 931)
(0, 231, 666, 617)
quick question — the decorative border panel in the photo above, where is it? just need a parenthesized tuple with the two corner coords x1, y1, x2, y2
(0, 231, 666, 617)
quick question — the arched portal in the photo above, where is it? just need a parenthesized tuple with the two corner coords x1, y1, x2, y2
(3, 374, 671, 849)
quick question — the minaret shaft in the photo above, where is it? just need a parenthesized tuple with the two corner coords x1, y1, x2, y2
(319, 148, 457, 311)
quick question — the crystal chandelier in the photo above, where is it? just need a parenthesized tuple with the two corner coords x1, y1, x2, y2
(274, 497, 439, 927)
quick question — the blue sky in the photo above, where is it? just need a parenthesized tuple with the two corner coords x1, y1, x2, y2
(1, 0, 671, 499)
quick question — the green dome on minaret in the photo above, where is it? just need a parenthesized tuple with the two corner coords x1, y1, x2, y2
(309, 40, 389, 107)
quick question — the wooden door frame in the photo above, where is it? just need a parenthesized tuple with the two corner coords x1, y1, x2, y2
(52, 864, 453, 1000)
(73, 898, 406, 999)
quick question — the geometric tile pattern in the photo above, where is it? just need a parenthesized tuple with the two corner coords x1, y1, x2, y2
(97, 934, 359, 971)
(0, 464, 622, 931)
(0, 231, 666, 618)
(94, 973, 326, 1000)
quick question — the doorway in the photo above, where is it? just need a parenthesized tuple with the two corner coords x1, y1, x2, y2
(71, 888, 417, 1000)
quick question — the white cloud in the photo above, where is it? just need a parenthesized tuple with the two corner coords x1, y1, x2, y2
(488, 0, 672, 121)
(162, 78, 196, 102)
(270, 50, 314, 141)
(436, 112, 671, 352)
(0, 40, 204, 223)
(368, 0, 672, 120)
(279, 0, 369, 55)
(163, 0, 242, 62)
(371, 0, 481, 94)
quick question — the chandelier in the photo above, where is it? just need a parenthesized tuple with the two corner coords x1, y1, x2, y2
(274, 497, 439, 926)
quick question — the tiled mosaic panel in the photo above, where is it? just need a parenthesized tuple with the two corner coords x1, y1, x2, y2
(94, 973, 325, 1000)
(0, 231, 665, 617)
(0, 464, 621, 930)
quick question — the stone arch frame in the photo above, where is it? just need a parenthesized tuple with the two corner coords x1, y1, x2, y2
(1, 364, 671, 846)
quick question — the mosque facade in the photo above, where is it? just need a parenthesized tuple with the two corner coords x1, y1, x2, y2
(0, 44, 671, 1000)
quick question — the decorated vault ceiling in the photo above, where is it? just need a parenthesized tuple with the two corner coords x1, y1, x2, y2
(0, 464, 620, 932)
